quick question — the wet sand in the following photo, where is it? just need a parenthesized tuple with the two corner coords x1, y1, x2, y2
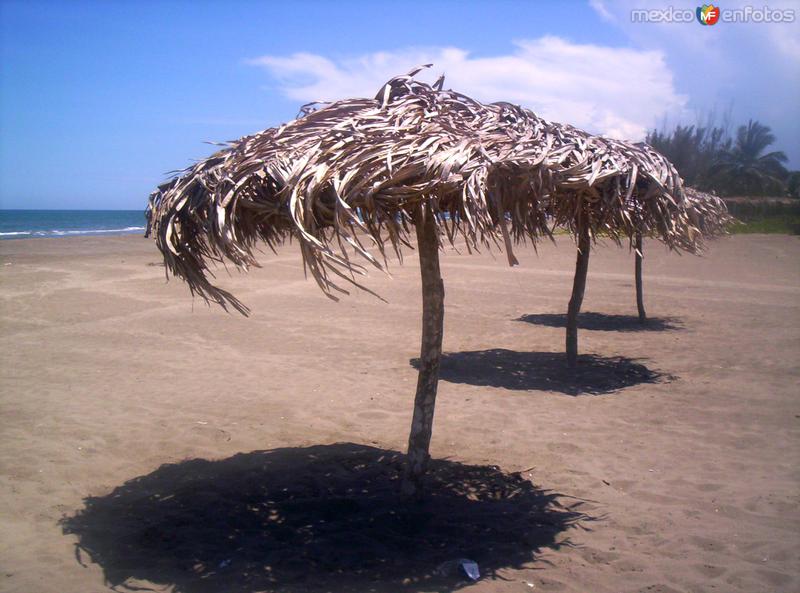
(1, 233, 798, 593)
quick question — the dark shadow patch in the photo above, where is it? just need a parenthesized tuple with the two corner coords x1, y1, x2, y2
(516, 312, 683, 332)
(61, 443, 589, 593)
(413, 350, 667, 395)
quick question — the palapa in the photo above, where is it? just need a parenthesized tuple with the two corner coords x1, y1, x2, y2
(627, 187, 729, 326)
(557, 183, 729, 365)
(147, 67, 726, 495)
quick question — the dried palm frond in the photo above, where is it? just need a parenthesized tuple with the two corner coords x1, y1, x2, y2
(146, 67, 727, 313)
(684, 187, 733, 238)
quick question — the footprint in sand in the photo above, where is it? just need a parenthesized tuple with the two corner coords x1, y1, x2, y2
(190, 425, 231, 442)
(355, 410, 395, 421)
(688, 535, 727, 552)
(693, 563, 726, 578)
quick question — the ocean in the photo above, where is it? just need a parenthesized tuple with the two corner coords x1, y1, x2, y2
(0, 210, 147, 240)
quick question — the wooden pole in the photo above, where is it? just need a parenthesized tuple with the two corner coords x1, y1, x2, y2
(401, 203, 445, 498)
(566, 225, 591, 368)
(635, 232, 646, 322)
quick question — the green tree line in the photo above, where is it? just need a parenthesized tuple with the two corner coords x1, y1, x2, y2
(647, 119, 799, 198)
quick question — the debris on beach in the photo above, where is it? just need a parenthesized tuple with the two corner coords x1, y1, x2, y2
(435, 558, 480, 581)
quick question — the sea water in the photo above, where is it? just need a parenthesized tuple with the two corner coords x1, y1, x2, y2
(0, 210, 147, 239)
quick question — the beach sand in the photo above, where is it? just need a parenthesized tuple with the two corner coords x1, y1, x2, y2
(1, 233, 798, 593)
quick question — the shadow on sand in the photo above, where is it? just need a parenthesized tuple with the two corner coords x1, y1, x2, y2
(413, 350, 667, 395)
(61, 443, 589, 593)
(516, 312, 683, 332)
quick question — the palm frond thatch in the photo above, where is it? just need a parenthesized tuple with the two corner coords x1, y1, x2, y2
(684, 186, 733, 237)
(146, 67, 725, 313)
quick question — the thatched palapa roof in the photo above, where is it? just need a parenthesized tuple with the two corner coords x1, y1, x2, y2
(684, 187, 731, 238)
(146, 66, 728, 313)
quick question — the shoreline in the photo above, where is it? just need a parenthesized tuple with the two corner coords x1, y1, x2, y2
(0, 209, 146, 241)
(0, 228, 146, 240)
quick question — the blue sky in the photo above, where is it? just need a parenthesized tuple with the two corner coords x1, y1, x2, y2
(1, 0, 798, 210)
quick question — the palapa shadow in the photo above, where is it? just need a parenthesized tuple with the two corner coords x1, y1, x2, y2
(61, 443, 589, 593)
(413, 350, 668, 395)
(516, 312, 684, 332)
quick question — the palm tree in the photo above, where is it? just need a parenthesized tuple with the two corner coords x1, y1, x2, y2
(787, 171, 800, 199)
(647, 122, 731, 191)
(714, 120, 788, 195)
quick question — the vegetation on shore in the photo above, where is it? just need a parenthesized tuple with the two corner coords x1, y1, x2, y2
(647, 118, 797, 198)
(727, 210, 800, 235)
(648, 118, 798, 234)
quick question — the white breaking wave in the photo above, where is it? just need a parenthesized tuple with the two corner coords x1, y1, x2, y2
(0, 226, 146, 238)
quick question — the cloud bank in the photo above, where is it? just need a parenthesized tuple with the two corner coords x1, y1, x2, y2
(249, 36, 686, 141)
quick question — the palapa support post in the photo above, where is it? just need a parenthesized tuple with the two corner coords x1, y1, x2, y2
(635, 232, 646, 323)
(566, 225, 591, 368)
(401, 203, 445, 499)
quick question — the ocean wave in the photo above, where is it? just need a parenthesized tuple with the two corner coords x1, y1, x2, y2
(0, 226, 146, 238)
(53, 226, 146, 235)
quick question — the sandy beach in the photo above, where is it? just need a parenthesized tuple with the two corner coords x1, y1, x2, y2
(0, 233, 798, 593)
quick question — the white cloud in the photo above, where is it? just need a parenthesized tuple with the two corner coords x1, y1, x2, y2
(586, 0, 800, 167)
(588, 0, 800, 63)
(248, 37, 687, 142)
